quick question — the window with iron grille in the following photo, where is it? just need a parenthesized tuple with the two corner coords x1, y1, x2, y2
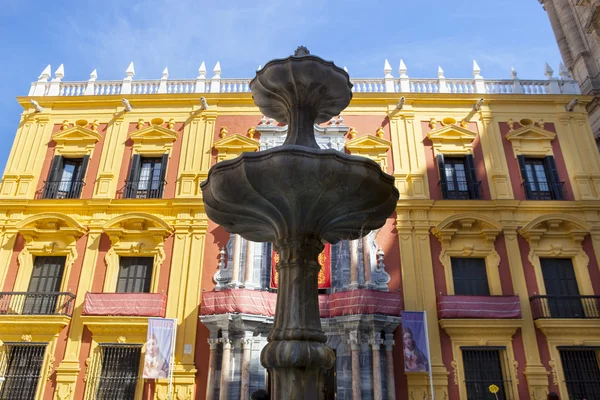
(0, 343, 47, 400)
(117, 257, 153, 293)
(43, 155, 88, 199)
(23, 256, 66, 315)
(462, 347, 515, 400)
(451, 258, 490, 296)
(559, 347, 600, 400)
(124, 154, 168, 199)
(541, 258, 584, 318)
(437, 154, 480, 200)
(84, 344, 142, 400)
(517, 155, 564, 200)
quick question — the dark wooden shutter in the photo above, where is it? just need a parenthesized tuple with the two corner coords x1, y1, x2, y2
(517, 155, 532, 199)
(452, 258, 490, 296)
(117, 257, 153, 293)
(44, 155, 64, 198)
(72, 155, 89, 198)
(543, 155, 564, 200)
(158, 153, 168, 197)
(465, 154, 479, 199)
(125, 154, 141, 198)
(541, 258, 583, 317)
(437, 154, 448, 199)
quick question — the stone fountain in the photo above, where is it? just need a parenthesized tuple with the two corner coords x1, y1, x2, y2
(200, 47, 399, 399)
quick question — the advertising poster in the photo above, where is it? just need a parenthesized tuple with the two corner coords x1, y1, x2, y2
(402, 311, 430, 373)
(143, 318, 176, 379)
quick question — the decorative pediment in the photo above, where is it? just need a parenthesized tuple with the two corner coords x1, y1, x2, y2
(519, 214, 590, 246)
(426, 125, 477, 155)
(17, 213, 87, 244)
(130, 124, 178, 156)
(214, 133, 260, 162)
(52, 126, 101, 156)
(506, 125, 556, 157)
(345, 135, 391, 170)
(103, 213, 173, 243)
(432, 213, 502, 245)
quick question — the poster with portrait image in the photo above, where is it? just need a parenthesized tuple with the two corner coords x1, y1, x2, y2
(143, 318, 176, 379)
(402, 311, 430, 373)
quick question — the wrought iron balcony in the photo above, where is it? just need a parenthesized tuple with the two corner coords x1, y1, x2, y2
(439, 180, 482, 200)
(530, 295, 600, 319)
(522, 181, 565, 200)
(82, 292, 167, 317)
(0, 292, 75, 316)
(123, 179, 165, 199)
(437, 295, 521, 319)
(40, 180, 85, 199)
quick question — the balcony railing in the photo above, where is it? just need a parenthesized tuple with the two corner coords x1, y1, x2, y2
(530, 295, 600, 319)
(437, 295, 521, 319)
(40, 180, 85, 199)
(123, 179, 165, 199)
(82, 292, 167, 317)
(0, 292, 75, 316)
(439, 180, 482, 200)
(523, 181, 565, 200)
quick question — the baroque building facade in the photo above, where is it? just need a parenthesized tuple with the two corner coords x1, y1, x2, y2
(0, 60, 598, 400)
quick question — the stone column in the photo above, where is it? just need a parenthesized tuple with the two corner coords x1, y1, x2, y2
(349, 239, 359, 289)
(206, 338, 220, 400)
(240, 334, 253, 400)
(231, 234, 242, 287)
(370, 332, 383, 400)
(362, 235, 373, 288)
(243, 241, 255, 289)
(219, 335, 232, 400)
(385, 339, 396, 400)
(349, 331, 362, 400)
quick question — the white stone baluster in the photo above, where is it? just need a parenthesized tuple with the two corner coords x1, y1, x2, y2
(32, 64, 51, 96)
(384, 59, 394, 92)
(206, 338, 220, 399)
(398, 59, 410, 92)
(210, 61, 221, 93)
(473, 60, 486, 94)
(438, 66, 448, 93)
(121, 62, 135, 94)
(158, 67, 168, 93)
(47, 64, 64, 96)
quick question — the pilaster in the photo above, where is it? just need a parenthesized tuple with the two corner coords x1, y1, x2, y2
(477, 112, 513, 199)
(94, 113, 127, 198)
(0, 229, 17, 289)
(391, 112, 428, 199)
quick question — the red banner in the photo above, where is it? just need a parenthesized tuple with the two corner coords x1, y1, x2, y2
(270, 244, 331, 288)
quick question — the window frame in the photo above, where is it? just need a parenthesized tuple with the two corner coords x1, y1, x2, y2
(451, 257, 491, 296)
(43, 155, 89, 199)
(0, 342, 48, 400)
(437, 154, 480, 200)
(517, 155, 564, 200)
(461, 346, 516, 400)
(124, 154, 168, 199)
(116, 256, 154, 293)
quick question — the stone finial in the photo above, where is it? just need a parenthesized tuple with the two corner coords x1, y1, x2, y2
(347, 127, 357, 139)
(38, 65, 51, 82)
(398, 59, 407, 77)
(544, 62, 554, 79)
(384, 59, 392, 77)
(511, 67, 517, 79)
(162, 67, 169, 79)
(137, 119, 145, 129)
(260, 115, 267, 125)
(507, 119, 515, 131)
(376, 126, 384, 138)
(213, 61, 222, 78)
(429, 118, 437, 129)
(294, 46, 310, 56)
(537, 119, 545, 129)
(247, 127, 256, 139)
(472, 60, 482, 78)
(343, 66, 348, 73)
(559, 62, 571, 79)
(337, 115, 344, 125)
(89, 69, 98, 81)
(436, 66, 444, 78)
(54, 64, 64, 81)
(61, 120, 70, 130)
(198, 62, 207, 79)
(91, 119, 99, 132)
(219, 126, 228, 138)
(168, 118, 175, 130)
(125, 62, 135, 80)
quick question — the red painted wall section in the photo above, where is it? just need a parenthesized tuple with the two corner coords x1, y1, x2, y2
(582, 235, 600, 294)
(341, 115, 395, 175)
(82, 123, 108, 198)
(142, 381, 155, 399)
(440, 328, 459, 400)
(422, 121, 489, 200)
(2, 233, 25, 291)
(73, 326, 93, 400)
(92, 233, 111, 292)
(65, 235, 89, 294)
(164, 122, 185, 198)
(393, 327, 409, 400)
(381, 213, 402, 291)
(499, 122, 574, 201)
(536, 329, 556, 393)
(512, 329, 531, 400)
(517, 235, 539, 296)
(35, 123, 62, 196)
(195, 321, 210, 400)
(429, 233, 447, 296)
(44, 326, 69, 399)
(201, 221, 230, 292)
(495, 235, 515, 295)
(116, 123, 137, 198)
(212, 115, 263, 166)
(158, 234, 175, 294)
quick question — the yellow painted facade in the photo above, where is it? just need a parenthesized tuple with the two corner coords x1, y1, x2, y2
(0, 82, 599, 400)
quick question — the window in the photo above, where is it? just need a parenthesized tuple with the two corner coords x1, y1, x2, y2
(541, 258, 584, 318)
(85, 344, 142, 400)
(462, 347, 515, 400)
(124, 154, 168, 199)
(517, 155, 564, 200)
(451, 258, 490, 296)
(117, 257, 153, 293)
(43, 155, 88, 199)
(23, 256, 66, 315)
(559, 347, 600, 400)
(437, 154, 480, 200)
(0, 343, 46, 400)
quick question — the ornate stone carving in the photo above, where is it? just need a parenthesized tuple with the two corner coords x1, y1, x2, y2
(46, 354, 56, 380)
(56, 383, 73, 400)
(175, 386, 192, 400)
(513, 360, 519, 385)
(451, 360, 459, 385)
(548, 360, 559, 386)
(83, 357, 93, 382)
(117, 336, 127, 343)
(21, 334, 32, 342)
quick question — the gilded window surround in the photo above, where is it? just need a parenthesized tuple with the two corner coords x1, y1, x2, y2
(102, 213, 173, 293)
(432, 213, 503, 295)
(440, 319, 522, 400)
(129, 123, 179, 157)
(51, 124, 102, 158)
(344, 134, 392, 170)
(426, 124, 477, 156)
(13, 213, 87, 294)
(505, 124, 556, 158)
(213, 133, 259, 162)
(519, 214, 593, 296)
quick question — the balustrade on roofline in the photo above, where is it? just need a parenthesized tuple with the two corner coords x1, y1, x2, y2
(28, 59, 581, 97)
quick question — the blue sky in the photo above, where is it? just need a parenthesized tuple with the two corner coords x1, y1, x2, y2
(0, 0, 561, 174)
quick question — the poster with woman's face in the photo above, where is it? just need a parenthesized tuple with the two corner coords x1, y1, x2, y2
(143, 318, 176, 379)
(402, 311, 430, 373)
